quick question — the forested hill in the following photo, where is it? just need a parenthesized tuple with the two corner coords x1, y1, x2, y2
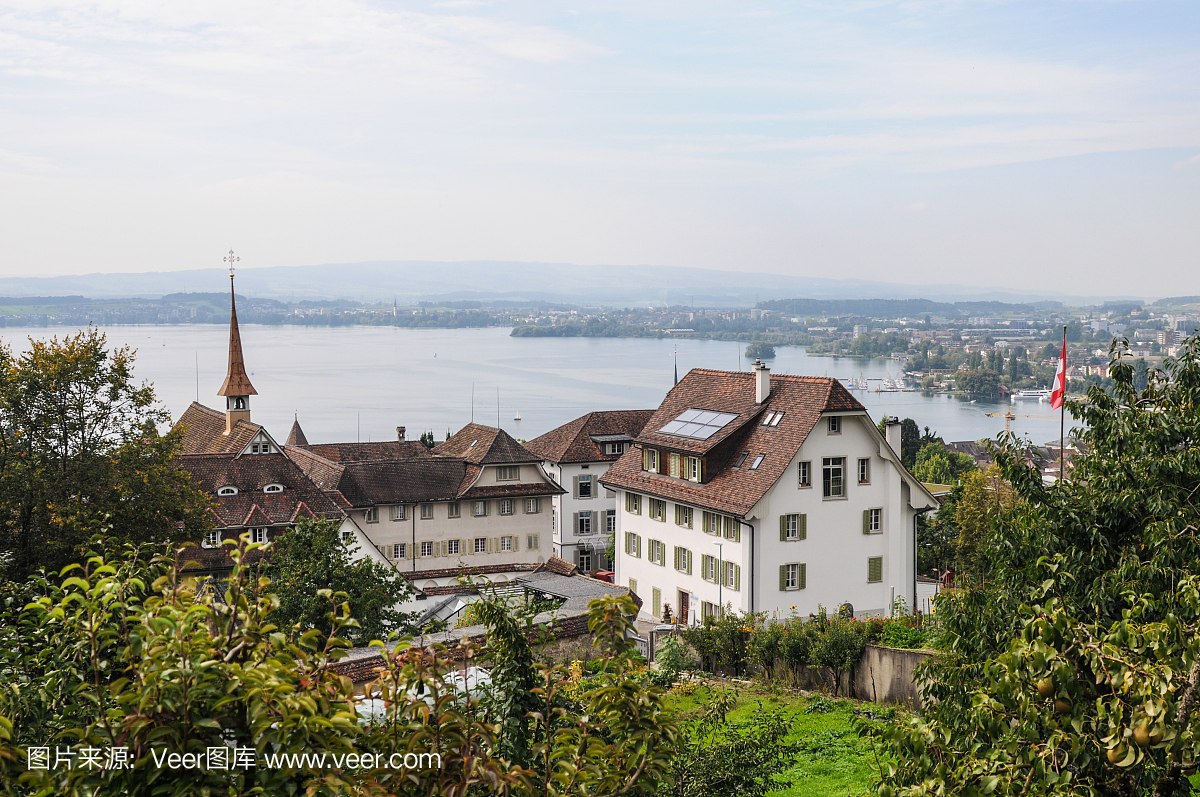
(757, 297, 1057, 317)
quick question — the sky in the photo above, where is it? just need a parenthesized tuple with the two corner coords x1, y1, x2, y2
(1, 1, 1198, 294)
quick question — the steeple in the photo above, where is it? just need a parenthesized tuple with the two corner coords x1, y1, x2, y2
(286, 414, 309, 446)
(217, 255, 257, 434)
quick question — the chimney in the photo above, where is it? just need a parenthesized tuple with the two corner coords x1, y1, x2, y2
(752, 359, 770, 403)
(885, 416, 901, 456)
(396, 426, 406, 442)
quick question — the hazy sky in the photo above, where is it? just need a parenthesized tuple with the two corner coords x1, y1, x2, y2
(1, 1, 1198, 293)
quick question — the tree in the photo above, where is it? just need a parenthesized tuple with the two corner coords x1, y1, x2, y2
(259, 518, 417, 644)
(419, 430, 436, 449)
(957, 368, 1002, 398)
(911, 441, 975, 485)
(0, 328, 211, 579)
(900, 418, 922, 467)
(874, 336, 1200, 796)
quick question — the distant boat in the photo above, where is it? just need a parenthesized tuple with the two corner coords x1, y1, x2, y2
(1011, 388, 1052, 402)
(514, 409, 522, 421)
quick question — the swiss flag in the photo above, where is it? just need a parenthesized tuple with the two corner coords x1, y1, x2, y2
(1050, 340, 1067, 410)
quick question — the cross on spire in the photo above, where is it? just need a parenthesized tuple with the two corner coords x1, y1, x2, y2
(224, 249, 239, 277)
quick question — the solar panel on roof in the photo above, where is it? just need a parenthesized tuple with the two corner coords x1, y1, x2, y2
(658, 409, 738, 440)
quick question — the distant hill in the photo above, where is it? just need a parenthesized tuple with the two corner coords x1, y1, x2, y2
(757, 298, 1050, 318)
(0, 260, 1143, 307)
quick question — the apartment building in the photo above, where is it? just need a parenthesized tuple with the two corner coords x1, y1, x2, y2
(601, 361, 937, 624)
(287, 423, 564, 570)
(525, 410, 655, 571)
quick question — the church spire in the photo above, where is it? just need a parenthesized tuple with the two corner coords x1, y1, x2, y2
(217, 253, 256, 434)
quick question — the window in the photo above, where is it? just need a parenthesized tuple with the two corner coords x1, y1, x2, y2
(704, 512, 720, 535)
(683, 457, 701, 482)
(202, 530, 220, 549)
(473, 501, 488, 517)
(625, 532, 642, 558)
(798, 461, 811, 488)
(578, 550, 593, 571)
(673, 546, 693, 574)
(250, 528, 267, 544)
(496, 465, 519, 481)
(606, 509, 617, 533)
(761, 411, 784, 426)
(642, 448, 660, 473)
(447, 539, 460, 555)
(341, 528, 353, 543)
(780, 562, 806, 590)
(499, 499, 513, 516)
(500, 535, 514, 551)
(526, 534, 540, 550)
(626, 493, 641, 514)
(675, 505, 693, 528)
(822, 457, 845, 498)
(364, 506, 379, 523)
(474, 537, 487, 554)
(605, 441, 625, 455)
(525, 497, 541, 514)
(264, 483, 283, 494)
(701, 554, 717, 582)
(648, 498, 666, 521)
(702, 601, 720, 621)
(420, 541, 433, 557)
(868, 556, 883, 583)
(659, 409, 738, 440)
(828, 415, 841, 434)
(735, 452, 748, 468)
(749, 454, 765, 470)
(858, 458, 870, 484)
(648, 539, 665, 566)
(390, 505, 407, 521)
(217, 486, 238, 496)
(864, 508, 882, 534)
(420, 503, 434, 520)
(578, 511, 592, 534)
(780, 513, 807, 540)
(669, 452, 681, 477)
(392, 543, 406, 559)
(577, 474, 593, 499)
(447, 502, 461, 518)
(723, 561, 741, 590)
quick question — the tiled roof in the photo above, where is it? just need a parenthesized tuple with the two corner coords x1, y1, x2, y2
(331, 458, 470, 505)
(434, 423, 541, 465)
(286, 419, 309, 446)
(525, 410, 656, 464)
(401, 562, 543, 581)
(217, 281, 257, 397)
(541, 555, 578, 576)
(176, 402, 263, 455)
(459, 482, 565, 500)
(175, 452, 344, 528)
(601, 369, 868, 517)
(294, 441, 432, 463)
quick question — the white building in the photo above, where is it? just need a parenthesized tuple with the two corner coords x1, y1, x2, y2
(525, 410, 655, 572)
(601, 362, 937, 624)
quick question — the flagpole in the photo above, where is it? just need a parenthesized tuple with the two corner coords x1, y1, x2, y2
(1059, 325, 1066, 486)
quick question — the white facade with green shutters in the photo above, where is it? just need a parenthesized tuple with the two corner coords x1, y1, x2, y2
(608, 411, 936, 624)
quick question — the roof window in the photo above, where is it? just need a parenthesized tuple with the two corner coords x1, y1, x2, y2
(761, 411, 785, 427)
(659, 409, 738, 440)
(217, 486, 238, 496)
(264, 483, 283, 494)
(749, 454, 765, 470)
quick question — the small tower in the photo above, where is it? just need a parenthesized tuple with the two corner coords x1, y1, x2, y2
(217, 261, 257, 434)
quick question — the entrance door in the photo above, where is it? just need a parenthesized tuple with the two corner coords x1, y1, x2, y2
(677, 590, 689, 625)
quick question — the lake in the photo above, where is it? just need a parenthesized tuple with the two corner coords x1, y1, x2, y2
(0, 325, 1072, 447)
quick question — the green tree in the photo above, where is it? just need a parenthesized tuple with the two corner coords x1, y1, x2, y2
(259, 518, 417, 644)
(874, 336, 1200, 796)
(957, 368, 1002, 398)
(419, 430, 435, 449)
(0, 328, 211, 580)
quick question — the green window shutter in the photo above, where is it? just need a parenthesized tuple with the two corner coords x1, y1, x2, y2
(868, 556, 882, 583)
(629, 578, 638, 596)
(721, 560, 728, 585)
(780, 515, 787, 541)
(799, 563, 807, 590)
(573, 476, 580, 498)
(686, 550, 693, 574)
(863, 509, 871, 534)
(733, 522, 741, 542)
(734, 564, 741, 591)
(624, 533, 631, 555)
(652, 587, 661, 617)
(799, 514, 807, 540)
(701, 511, 710, 533)
(637, 535, 642, 558)
(779, 564, 787, 591)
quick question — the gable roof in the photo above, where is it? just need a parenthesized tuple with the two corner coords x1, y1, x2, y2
(433, 423, 541, 465)
(175, 452, 344, 528)
(601, 369, 868, 517)
(175, 402, 264, 455)
(525, 410, 656, 464)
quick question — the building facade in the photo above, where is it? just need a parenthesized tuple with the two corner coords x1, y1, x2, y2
(601, 362, 937, 624)
(525, 410, 654, 572)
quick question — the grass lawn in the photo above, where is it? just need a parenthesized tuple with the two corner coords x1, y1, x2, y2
(665, 683, 893, 797)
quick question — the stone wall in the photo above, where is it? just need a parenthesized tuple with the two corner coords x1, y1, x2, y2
(763, 644, 934, 709)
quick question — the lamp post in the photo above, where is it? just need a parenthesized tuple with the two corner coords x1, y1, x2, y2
(712, 540, 724, 619)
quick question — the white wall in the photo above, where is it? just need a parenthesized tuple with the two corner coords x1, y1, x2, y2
(544, 460, 617, 569)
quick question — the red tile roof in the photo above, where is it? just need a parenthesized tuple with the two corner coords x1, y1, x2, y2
(175, 452, 344, 528)
(176, 402, 264, 455)
(525, 410, 656, 464)
(434, 423, 541, 465)
(601, 369, 867, 517)
(294, 441, 432, 463)
(286, 419, 309, 446)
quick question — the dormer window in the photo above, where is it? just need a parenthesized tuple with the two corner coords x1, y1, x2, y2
(496, 465, 519, 481)
(605, 442, 625, 455)
(217, 486, 238, 496)
(263, 484, 283, 494)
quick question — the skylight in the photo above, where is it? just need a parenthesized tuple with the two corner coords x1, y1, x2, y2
(658, 409, 738, 440)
